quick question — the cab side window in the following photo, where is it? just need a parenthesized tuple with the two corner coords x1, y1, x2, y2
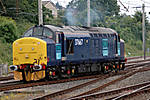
(66, 39, 74, 54)
(33, 27, 43, 36)
(24, 28, 33, 37)
(43, 28, 53, 38)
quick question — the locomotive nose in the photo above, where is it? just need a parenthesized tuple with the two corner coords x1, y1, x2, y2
(12, 37, 47, 81)
(13, 37, 47, 65)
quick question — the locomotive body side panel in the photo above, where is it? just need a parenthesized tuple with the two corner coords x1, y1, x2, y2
(65, 37, 90, 63)
(89, 34, 117, 63)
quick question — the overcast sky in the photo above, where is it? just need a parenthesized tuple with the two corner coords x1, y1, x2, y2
(43, 0, 150, 21)
(43, 0, 72, 7)
(118, 0, 150, 21)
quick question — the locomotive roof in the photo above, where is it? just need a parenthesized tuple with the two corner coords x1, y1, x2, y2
(44, 25, 118, 37)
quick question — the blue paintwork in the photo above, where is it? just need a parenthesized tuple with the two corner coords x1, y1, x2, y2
(118, 40, 125, 60)
(45, 32, 124, 67)
(23, 25, 125, 68)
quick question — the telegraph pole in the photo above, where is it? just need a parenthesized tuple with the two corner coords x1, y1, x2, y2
(16, 0, 19, 16)
(0, 0, 6, 13)
(38, 0, 43, 25)
(142, 4, 146, 59)
(87, 0, 90, 27)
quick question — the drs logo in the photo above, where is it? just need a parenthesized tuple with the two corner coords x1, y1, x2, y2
(75, 39, 83, 46)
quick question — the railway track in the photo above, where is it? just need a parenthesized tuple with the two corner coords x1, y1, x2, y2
(68, 66, 150, 100)
(0, 80, 21, 87)
(125, 60, 150, 70)
(108, 84, 150, 100)
(0, 58, 146, 93)
(0, 75, 13, 81)
(0, 56, 149, 100)
(33, 71, 127, 100)
(126, 56, 147, 60)
(33, 63, 150, 100)
(70, 80, 150, 100)
(0, 72, 117, 92)
(127, 58, 150, 64)
(127, 56, 143, 60)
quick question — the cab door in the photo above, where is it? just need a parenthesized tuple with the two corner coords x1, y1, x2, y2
(102, 39, 108, 56)
(56, 32, 65, 60)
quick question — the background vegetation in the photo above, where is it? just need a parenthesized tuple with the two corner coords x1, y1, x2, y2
(0, 0, 150, 64)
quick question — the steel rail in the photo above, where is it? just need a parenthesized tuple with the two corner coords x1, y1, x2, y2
(33, 64, 150, 100)
(110, 83, 150, 100)
(0, 73, 112, 92)
(33, 71, 127, 100)
(70, 66, 150, 100)
(70, 80, 150, 100)
(0, 75, 14, 81)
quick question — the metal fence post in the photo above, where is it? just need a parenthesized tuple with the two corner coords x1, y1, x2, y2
(0, 64, 2, 76)
(3, 64, 8, 75)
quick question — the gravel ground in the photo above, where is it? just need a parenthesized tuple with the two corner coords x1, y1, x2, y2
(53, 75, 121, 100)
(1, 67, 150, 100)
(104, 70, 150, 91)
(96, 70, 150, 100)
(0, 78, 96, 100)
(54, 70, 150, 100)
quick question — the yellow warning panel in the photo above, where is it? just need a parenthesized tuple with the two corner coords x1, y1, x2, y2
(14, 71, 23, 80)
(13, 37, 47, 65)
(31, 70, 45, 81)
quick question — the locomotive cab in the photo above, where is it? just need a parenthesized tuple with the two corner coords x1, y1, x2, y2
(10, 25, 56, 81)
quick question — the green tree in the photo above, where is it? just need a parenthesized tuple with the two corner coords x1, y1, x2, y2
(0, 16, 17, 43)
(56, 2, 63, 9)
(65, 0, 120, 26)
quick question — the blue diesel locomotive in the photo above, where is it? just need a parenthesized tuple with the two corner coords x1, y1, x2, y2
(10, 25, 126, 81)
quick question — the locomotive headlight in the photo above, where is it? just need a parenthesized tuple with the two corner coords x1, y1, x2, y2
(33, 64, 42, 71)
(9, 65, 18, 71)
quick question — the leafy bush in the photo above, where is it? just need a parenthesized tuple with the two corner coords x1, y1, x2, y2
(16, 18, 34, 37)
(0, 40, 12, 64)
(0, 16, 17, 43)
